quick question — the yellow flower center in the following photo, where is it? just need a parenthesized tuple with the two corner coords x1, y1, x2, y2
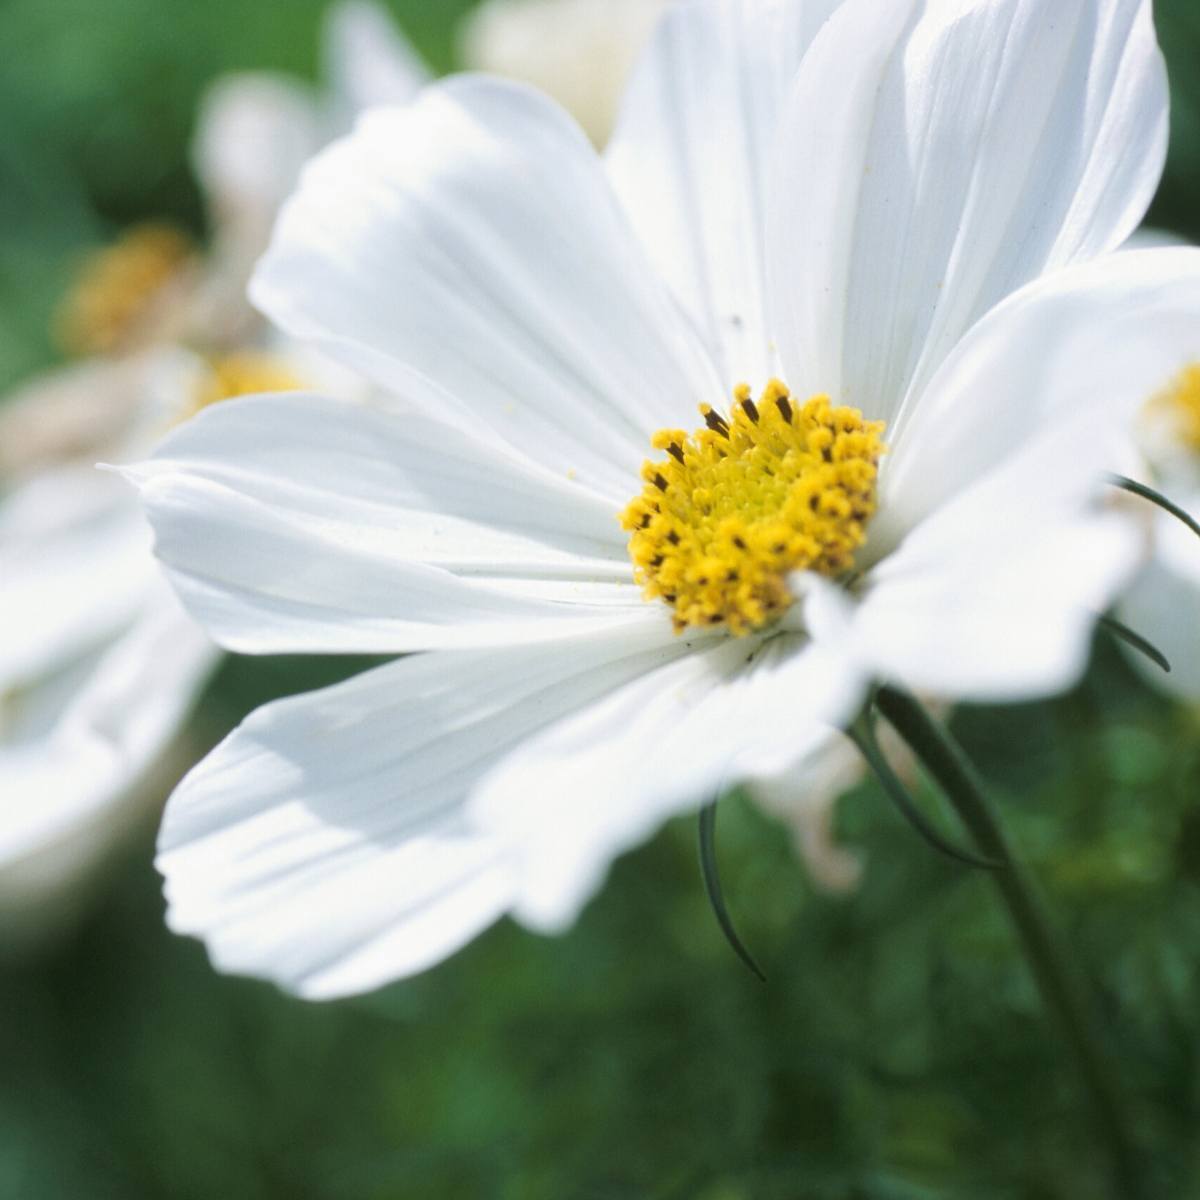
(620, 380, 886, 635)
(57, 223, 194, 357)
(187, 352, 302, 419)
(1148, 362, 1200, 451)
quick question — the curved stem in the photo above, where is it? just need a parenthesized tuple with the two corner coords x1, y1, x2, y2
(1109, 473, 1200, 543)
(697, 802, 767, 983)
(873, 685, 1141, 1199)
(1096, 614, 1171, 674)
(848, 715, 1000, 870)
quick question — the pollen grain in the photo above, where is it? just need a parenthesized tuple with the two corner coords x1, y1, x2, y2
(1150, 362, 1200, 451)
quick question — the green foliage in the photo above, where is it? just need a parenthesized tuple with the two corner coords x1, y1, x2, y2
(3, 641, 1200, 1198)
(2, 2, 1200, 1197)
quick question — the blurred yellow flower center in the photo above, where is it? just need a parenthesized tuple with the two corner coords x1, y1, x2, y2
(1148, 362, 1200, 451)
(620, 380, 886, 635)
(188, 352, 302, 419)
(57, 223, 194, 356)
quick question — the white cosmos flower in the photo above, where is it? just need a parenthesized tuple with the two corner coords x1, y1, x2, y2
(459, 0, 670, 145)
(130, 0, 1200, 1000)
(0, 0, 417, 940)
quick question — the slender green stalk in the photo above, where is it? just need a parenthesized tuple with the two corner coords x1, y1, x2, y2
(1097, 614, 1171, 675)
(697, 802, 766, 983)
(1109, 473, 1200, 543)
(848, 715, 1000, 870)
(873, 685, 1142, 1199)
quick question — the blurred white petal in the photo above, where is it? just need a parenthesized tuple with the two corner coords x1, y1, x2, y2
(463, 0, 668, 145)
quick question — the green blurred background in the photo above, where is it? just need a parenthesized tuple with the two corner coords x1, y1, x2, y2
(3, 2, 1200, 1197)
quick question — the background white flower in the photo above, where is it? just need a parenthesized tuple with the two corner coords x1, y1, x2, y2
(1107, 230, 1200, 700)
(1120, 502, 1200, 699)
(133, 0, 1194, 999)
(188, 0, 431, 347)
(459, 0, 670, 145)
(0, 0, 424, 943)
(0, 371, 216, 946)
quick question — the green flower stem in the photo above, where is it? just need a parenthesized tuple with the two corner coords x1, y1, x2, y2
(873, 685, 1141, 1199)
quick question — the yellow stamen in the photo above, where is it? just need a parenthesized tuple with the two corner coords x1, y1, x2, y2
(620, 380, 886, 635)
(187, 352, 302, 419)
(57, 223, 194, 357)
(1148, 362, 1200, 451)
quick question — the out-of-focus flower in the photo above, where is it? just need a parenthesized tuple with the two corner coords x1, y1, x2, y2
(56, 225, 200, 358)
(132, 0, 1191, 1000)
(1114, 292, 1200, 698)
(188, 0, 430, 347)
(0, 364, 217, 946)
(460, 0, 669, 145)
(750, 752, 867, 895)
(0, 0, 422, 942)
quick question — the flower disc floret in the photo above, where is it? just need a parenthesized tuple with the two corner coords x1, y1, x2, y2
(620, 380, 886, 635)
(1149, 362, 1200, 451)
(188, 352, 301, 419)
(57, 224, 194, 356)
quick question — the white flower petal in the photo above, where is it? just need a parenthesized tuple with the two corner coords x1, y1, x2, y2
(880, 247, 1200, 542)
(188, 73, 325, 341)
(158, 620, 691, 998)
(251, 77, 721, 502)
(472, 633, 865, 932)
(322, 0, 429, 120)
(829, 516, 1139, 703)
(750, 748, 865, 894)
(0, 357, 147, 480)
(771, 0, 1167, 426)
(809, 416, 1143, 702)
(461, 0, 666, 146)
(129, 393, 655, 655)
(192, 73, 322, 237)
(0, 586, 215, 920)
(606, 0, 845, 388)
(0, 468, 153, 689)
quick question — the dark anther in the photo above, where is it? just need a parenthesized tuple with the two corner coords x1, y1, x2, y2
(742, 398, 759, 423)
(776, 395, 793, 423)
(650, 555, 665, 568)
(667, 531, 681, 545)
(667, 442, 685, 463)
(732, 535, 747, 550)
(639, 513, 652, 528)
(663, 592, 677, 603)
(653, 472, 669, 491)
(704, 409, 731, 437)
